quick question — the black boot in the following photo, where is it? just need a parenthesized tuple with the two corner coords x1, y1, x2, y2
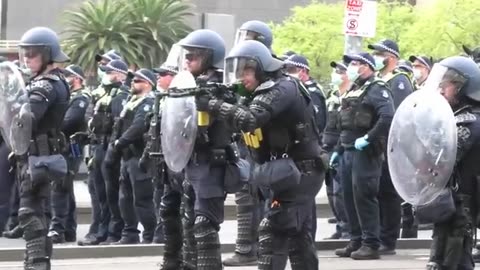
(400, 202, 418, 238)
(223, 252, 258, 266)
(334, 242, 361, 257)
(350, 246, 380, 260)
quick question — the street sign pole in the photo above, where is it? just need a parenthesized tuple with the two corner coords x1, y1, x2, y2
(343, 0, 377, 55)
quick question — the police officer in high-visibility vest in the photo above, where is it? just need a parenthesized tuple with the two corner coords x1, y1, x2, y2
(331, 52, 395, 260)
(111, 69, 156, 244)
(409, 55, 433, 90)
(369, 39, 414, 255)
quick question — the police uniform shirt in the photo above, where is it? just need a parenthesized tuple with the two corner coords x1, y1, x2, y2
(62, 88, 91, 137)
(116, 93, 154, 148)
(304, 78, 327, 133)
(379, 71, 413, 109)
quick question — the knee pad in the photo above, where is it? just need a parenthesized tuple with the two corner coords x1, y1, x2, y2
(19, 207, 47, 240)
(159, 202, 180, 220)
(194, 215, 217, 237)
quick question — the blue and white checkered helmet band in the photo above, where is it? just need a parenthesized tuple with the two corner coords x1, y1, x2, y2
(106, 64, 128, 75)
(160, 65, 178, 74)
(417, 58, 431, 70)
(374, 43, 400, 58)
(284, 59, 310, 70)
(136, 72, 155, 86)
(353, 54, 375, 69)
(65, 67, 85, 81)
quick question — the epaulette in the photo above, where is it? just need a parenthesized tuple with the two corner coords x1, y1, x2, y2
(30, 79, 53, 92)
(455, 111, 477, 124)
(35, 74, 60, 82)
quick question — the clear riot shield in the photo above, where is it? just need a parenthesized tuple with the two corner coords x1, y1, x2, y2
(0, 61, 31, 155)
(161, 71, 198, 172)
(387, 64, 458, 206)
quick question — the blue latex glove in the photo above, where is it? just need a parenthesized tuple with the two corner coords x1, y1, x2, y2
(329, 152, 340, 167)
(354, 135, 370, 150)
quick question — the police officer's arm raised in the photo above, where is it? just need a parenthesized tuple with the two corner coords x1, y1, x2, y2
(204, 79, 295, 132)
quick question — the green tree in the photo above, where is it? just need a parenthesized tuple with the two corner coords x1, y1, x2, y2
(273, 0, 480, 81)
(125, 0, 192, 68)
(271, 2, 345, 81)
(62, 0, 192, 72)
(402, 0, 480, 58)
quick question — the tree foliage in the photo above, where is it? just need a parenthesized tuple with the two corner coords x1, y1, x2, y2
(272, 0, 480, 82)
(62, 0, 192, 72)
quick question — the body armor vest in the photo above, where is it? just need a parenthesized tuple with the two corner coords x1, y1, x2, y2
(338, 80, 382, 147)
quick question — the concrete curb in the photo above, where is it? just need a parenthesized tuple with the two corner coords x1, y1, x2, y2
(0, 239, 432, 261)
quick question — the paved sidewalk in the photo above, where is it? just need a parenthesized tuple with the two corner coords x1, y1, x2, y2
(0, 250, 472, 270)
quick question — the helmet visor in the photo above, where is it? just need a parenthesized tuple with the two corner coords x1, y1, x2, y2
(178, 46, 213, 73)
(223, 57, 259, 86)
(234, 29, 264, 46)
(18, 45, 52, 72)
(423, 64, 467, 94)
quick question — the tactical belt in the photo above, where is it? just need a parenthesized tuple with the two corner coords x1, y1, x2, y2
(192, 148, 228, 166)
(29, 131, 67, 156)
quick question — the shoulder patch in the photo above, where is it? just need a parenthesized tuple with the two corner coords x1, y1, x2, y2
(143, 104, 151, 112)
(254, 80, 275, 92)
(455, 112, 477, 124)
(457, 125, 471, 143)
(382, 90, 389, 98)
(36, 74, 60, 82)
(398, 82, 405, 90)
(79, 101, 85, 108)
(30, 79, 53, 92)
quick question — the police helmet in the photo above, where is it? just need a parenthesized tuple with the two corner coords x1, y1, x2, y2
(439, 56, 480, 101)
(236, 20, 273, 49)
(224, 40, 283, 85)
(178, 29, 226, 69)
(19, 27, 69, 63)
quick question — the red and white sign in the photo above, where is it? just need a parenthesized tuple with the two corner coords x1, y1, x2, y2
(343, 0, 377, 38)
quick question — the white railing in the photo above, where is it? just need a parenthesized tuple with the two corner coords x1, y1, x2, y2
(0, 40, 19, 50)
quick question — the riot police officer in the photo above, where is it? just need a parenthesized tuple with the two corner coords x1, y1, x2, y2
(425, 56, 480, 270)
(331, 52, 395, 260)
(409, 55, 433, 90)
(369, 39, 414, 254)
(234, 20, 273, 50)
(17, 26, 70, 270)
(200, 40, 324, 270)
(78, 60, 129, 246)
(109, 69, 156, 244)
(224, 19, 274, 267)
(176, 29, 229, 270)
(323, 60, 351, 240)
(49, 64, 91, 244)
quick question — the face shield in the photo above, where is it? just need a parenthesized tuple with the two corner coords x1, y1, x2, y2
(18, 46, 51, 72)
(178, 46, 213, 74)
(223, 57, 259, 85)
(423, 64, 467, 93)
(234, 29, 264, 46)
